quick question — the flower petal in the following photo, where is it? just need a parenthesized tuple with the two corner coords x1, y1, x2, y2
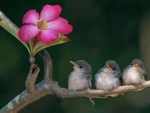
(18, 25, 39, 42)
(23, 10, 39, 24)
(40, 29, 58, 44)
(48, 17, 73, 35)
(40, 5, 62, 22)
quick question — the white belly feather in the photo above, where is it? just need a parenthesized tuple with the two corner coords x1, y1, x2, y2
(95, 72, 120, 90)
(68, 71, 90, 90)
(123, 67, 145, 85)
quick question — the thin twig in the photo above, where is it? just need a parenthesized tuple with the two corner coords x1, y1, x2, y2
(38, 49, 52, 79)
(25, 56, 39, 93)
(25, 64, 40, 93)
(0, 10, 19, 31)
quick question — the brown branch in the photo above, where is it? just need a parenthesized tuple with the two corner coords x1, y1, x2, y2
(0, 48, 53, 113)
(50, 79, 150, 98)
(1, 10, 150, 113)
(0, 80, 52, 113)
(38, 49, 52, 80)
(1, 77, 150, 113)
(25, 64, 39, 93)
(25, 56, 39, 93)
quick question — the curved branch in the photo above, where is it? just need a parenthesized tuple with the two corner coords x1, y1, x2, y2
(1, 9, 150, 113)
(38, 49, 53, 80)
(0, 49, 53, 113)
(0, 11, 54, 113)
(0, 80, 52, 113)
(25, 64, 40, 93)
(25, 56, 39, 93)
(1, 79, 150, 113)
(50, 80, 150, 98)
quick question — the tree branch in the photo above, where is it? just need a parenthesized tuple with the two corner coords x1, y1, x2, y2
(0, 80, 53, 113)
(0, 47, 53, 113)
(49, 79, 150, 98)
(38, 49, 52, 80)
(1, 76, 150, 113)
(25, 56, 40, 93)
(1, 10, 150, 113)
(25, 63, 39, 93)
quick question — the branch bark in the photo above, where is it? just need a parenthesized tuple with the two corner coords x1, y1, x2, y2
(0, 48, 54, 113)
(25, 63, 39, 93)
(38, 49, 52, 80)
(1, 10, 150, 113)
(1, 75, 150, 113)
(50, 79, 150, 98)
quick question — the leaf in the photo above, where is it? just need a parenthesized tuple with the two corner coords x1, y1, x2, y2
(45, 34, 71, 48)
(32, 41, 44, 53)
(34, 34, 70, 55)
(0, 21, 30, 53)
(28, 38, 34, 52)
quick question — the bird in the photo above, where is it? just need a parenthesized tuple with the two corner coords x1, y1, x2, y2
(68, 60, 92, 91)
(95, 60, 121, 97)
(122, 59, 147, 86)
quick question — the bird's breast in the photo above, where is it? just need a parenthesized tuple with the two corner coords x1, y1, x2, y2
(95, 72, 118, 90)
(68, 71, 90, 90)
(123, 67, 144, 85)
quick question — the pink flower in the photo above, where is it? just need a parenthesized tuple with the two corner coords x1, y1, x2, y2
(18, 5, 73, 44)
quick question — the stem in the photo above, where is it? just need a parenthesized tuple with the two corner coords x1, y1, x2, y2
(38, 49, 53, 80)
(0, 10, 30, 53)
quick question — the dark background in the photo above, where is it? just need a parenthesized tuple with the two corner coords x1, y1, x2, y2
(1, 0, 150, 113)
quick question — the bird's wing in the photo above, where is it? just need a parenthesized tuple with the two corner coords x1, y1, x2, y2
(143, 73, 147, 80)
(142, 69, 147, 80)
(119, 76, 123, 85)
(98, 68, 104, 73)
(116, 72, 122, 85)
(88, 73, 93, 88)
(143, 72, 147, 80)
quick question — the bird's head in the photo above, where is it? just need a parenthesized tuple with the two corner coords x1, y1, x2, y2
(70, 60, 91, 74)
(130, 59, 144, 70)
(104, 60, 120, 75)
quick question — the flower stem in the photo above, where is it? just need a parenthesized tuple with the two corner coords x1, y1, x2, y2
(0, 10, 30, 53)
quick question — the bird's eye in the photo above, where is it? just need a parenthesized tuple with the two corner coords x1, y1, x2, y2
(112, 68, 115, 70)
(79, 65, 82, 68)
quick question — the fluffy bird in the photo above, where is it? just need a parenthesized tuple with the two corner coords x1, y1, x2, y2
(122, 59, 147, 85)
(68, 60, 92, 91)
(95, 60, 121, 96)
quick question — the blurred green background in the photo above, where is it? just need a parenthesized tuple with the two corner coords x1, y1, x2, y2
(1, 0, 150, 113)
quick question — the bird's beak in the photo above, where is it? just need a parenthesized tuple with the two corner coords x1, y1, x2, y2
(133, 64, 140, 68)
(70, 61, 78, 68)
(105, 64, 112, 70)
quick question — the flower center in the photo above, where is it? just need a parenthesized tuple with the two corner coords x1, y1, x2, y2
(36, 19, 49, 30)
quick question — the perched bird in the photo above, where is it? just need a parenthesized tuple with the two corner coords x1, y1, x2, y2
(68, 60, 92, 91)
(122, 59, 147, 85)
(95, 60, 121, 96)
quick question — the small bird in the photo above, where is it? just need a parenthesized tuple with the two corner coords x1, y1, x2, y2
(68, 60, 92, 91)
(122, 59, 147, 85)
(95, 60, 121, 97)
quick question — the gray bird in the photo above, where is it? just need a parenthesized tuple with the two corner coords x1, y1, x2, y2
(68, 60, 92, 91)
(95, 60, 121, 96)
(122, 59, 147, 85)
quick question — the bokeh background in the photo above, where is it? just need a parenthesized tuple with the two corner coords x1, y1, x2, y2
(1, 0, 150, 113)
